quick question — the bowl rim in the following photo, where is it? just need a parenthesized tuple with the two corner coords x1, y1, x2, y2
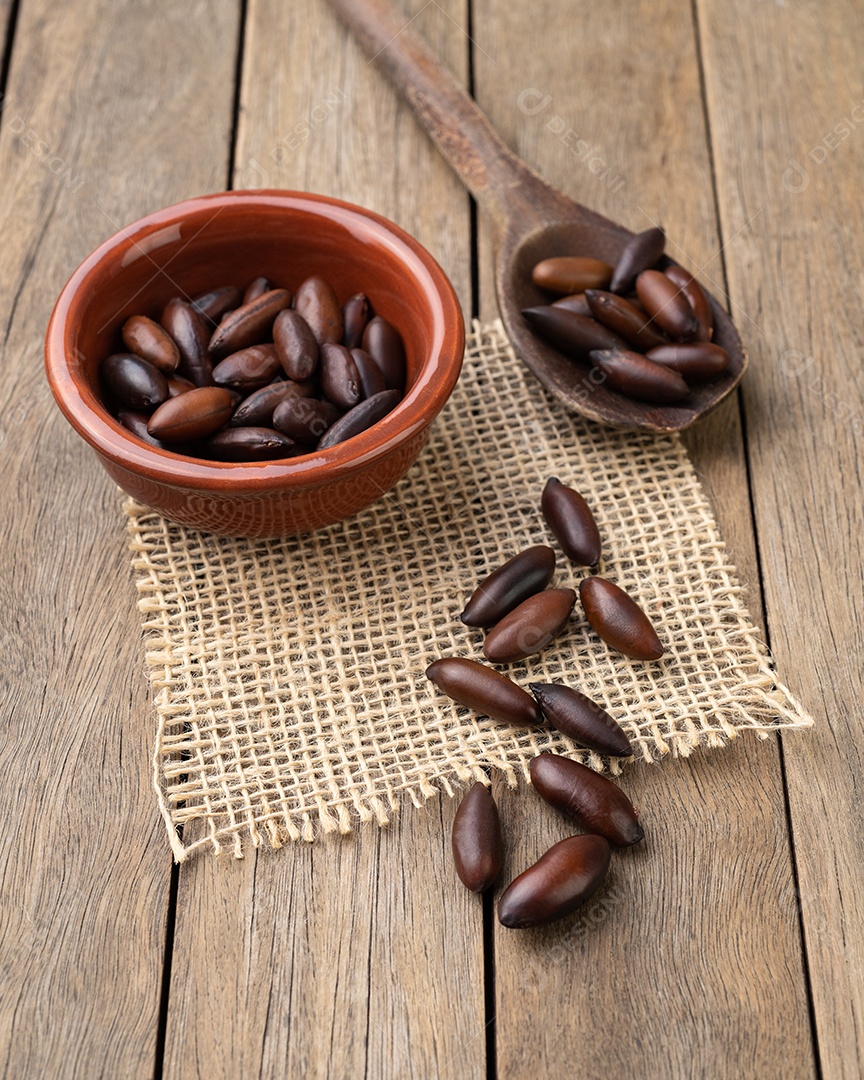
(44, 189, 465, 492)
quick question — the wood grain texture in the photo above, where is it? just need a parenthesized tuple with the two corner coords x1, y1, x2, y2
(162, 2, 482, 1077)
(698, 1, 864, 1076)
(471, 1, 815, 1075)
(0, 0, 240, 1076)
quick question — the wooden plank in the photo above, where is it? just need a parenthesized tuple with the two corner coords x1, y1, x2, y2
(162, 2, 483, 1078)
(0, 1, 240, 1076)
(697, 1, 864, 1075)
(471, 1, 815, 1075)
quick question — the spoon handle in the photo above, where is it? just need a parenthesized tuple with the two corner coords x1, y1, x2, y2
(324, 0, 566, 228)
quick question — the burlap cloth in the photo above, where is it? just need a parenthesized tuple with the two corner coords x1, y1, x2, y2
(126, 320, 813, 860)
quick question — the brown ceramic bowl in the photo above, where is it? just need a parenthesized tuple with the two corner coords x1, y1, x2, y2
(45, 190, 465, 537)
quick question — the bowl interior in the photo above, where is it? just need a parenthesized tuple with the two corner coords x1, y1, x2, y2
(51, 191, 461, 485)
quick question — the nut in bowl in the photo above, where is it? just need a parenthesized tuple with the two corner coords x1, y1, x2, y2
(45, 190, 465, 538)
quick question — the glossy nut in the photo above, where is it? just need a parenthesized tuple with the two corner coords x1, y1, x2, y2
(483, 588, 576, 664)
(147, 386, 238, 442)
(532, 256, 613, 295)
(522, 308, 627, 358)
(497, 834, 611, 928)
(229, 380, 314, 427)
(190, 285, 242, 325)
(361, 316, 406, 391)
(166, 374, 197, 398)
(121, 315, 180, 373)
(664, 264, 713, 342)
(294, 275, 343, 346)
(204, 426, 296, 461)
(646, 342, 729, 380)
(529, 753, 643, 847)
(351, 348, 387, 399)
(589, 348, 690, 404)
(451, 783, 503, 893)
(101, 353, 168, 410)
(460, 545, 556, 628)
(212, 344, 281, 390)
(320, 343, 362, 410)
(342, 292, 372, 349)
(272, 395, 340, 443)
(161, 298, 213, 386)
(635, 269, 698, 340)
(609, 226, 666, 293)
(541, 477, 601, 567)
(551, 293, 592, 317)
(584, 290, 668, 351)
(242, 276, 272, 304)
(529, 684, 633, 757)
(425, 657, 543, 727)
(208, 288, 291, 358)
(273, 309, 319, 381)
(317, 389, 401, 450)
(117, 410, 168, 449)
(578, 576, 664, 660)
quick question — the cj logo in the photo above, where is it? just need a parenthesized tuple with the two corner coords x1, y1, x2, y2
(782, 158, 810, 194)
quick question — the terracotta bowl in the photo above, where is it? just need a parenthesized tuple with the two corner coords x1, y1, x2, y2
(45, 190, 465, 537)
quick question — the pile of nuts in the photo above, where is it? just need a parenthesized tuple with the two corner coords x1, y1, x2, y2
(523, 227, 729, 404)
(99, 275, 406, 461)
(427, 477, 661, 928)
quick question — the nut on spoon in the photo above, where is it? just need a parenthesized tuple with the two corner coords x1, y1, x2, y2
(325, 0, 746, 432)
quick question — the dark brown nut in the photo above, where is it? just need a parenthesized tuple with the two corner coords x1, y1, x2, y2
(161, 298, 213, 386)
(664, 264, 713, 342)
(541, 477, 601, 568)
(208, 288, 291, 358)
(531, 257, 613, 295)
(211, 344, 281, 391)
(609, 226, 666, 294)
(190, 285, 243, 325)
(451, 783, 503, 893)
(317, 389, 401, 450)
(578, 576, 664, 660)
(351, 348, 387, 399)
(529, 684, 633, 757)
(147, 386, 238, 442)
(342, 292, 372, 349)
(166, 374, 197, 398)
(117, 410, 168, 449)
(242, 276, 272, 304)
(551, 293, 592, 317)
(294, 275, 343, 345)
(497, 834, 611, 928)
(584, 289, 667, 351)
(426, 657, 543, 727)
(320, 343, 362, 410)
(529, 753, 643, 847)
(461, 545, 556, 628)
(101, 353, 168, 410)
(483, 588, 576, 664)
(522, 307, 627, 358)
(121, 315, 181, 373)
(361, 316, 406, 391)
(272, 395, 340, 443)
(229, 380, 313, 428)
(635, 269, 698, 340)
(645, 342, 729, 380)
(273, 309, 319, 381)
(203, 426, 295, 461)
(589, 348, 690, 404)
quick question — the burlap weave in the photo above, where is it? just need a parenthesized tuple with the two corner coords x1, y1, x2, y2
(126, 320, 813, 860)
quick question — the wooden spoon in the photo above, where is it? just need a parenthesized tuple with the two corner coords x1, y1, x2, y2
(325, 0, 746, 432)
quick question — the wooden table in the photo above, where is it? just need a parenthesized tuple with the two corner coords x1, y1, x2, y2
(1, 0, 860, 1076)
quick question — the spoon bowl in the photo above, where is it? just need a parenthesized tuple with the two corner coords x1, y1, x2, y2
(327, 0, 747, 432)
